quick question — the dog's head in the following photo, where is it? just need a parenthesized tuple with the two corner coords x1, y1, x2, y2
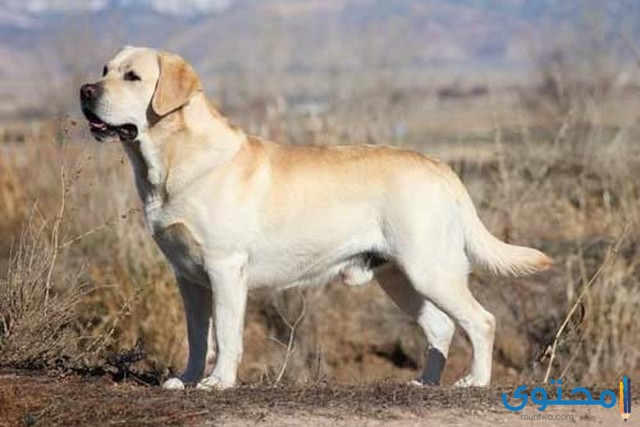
(80, 46, 202, 143)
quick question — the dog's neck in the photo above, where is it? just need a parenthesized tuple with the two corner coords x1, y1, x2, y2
(123, 133, 165, 213)
(124, 93, 245, 218)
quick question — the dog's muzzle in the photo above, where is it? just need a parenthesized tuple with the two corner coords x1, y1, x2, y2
(79, 83, 138, 142)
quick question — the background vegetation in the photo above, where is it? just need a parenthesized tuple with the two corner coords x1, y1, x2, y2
(0, 0, 638, 388)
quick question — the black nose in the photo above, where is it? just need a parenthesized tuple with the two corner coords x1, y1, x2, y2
(80, 83, 100, 102)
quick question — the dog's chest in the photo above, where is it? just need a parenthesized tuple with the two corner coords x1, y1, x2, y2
(153, 222, 209, 285)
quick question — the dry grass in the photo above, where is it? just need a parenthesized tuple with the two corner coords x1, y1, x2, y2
(0, 73, 639, 386)
(0, 208, 85, 368)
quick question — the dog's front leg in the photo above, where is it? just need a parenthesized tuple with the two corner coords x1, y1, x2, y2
(197, 254, 248, 390)
(162, 276, 212, 390)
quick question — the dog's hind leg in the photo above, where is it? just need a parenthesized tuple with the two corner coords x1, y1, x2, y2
(376, 264, 455, 386)
(399, 261, 495, 387)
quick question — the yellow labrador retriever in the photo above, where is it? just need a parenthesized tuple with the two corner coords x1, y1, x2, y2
(79, 46, 551, 390)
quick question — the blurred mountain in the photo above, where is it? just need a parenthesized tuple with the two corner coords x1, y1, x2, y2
(0, 0, 637, 113)
(0, 0, 232, 16)
(0, 0, 634, 65)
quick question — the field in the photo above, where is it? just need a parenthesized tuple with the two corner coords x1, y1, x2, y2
(1, 29, 640, 425)
(2, 369, 638, 426)
(2, 92, 639, 425)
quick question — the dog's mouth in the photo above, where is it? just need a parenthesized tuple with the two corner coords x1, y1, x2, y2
(82, 108, 138, 142)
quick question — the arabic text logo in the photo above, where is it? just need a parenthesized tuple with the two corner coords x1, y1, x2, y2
(502, 377, 631, 422)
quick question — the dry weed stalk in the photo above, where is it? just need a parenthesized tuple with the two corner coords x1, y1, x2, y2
(268, 292, 307, 385)
(543, 221, 633, 382)
(78, 291, 138, 362)
(59, 207, 140, 250)
(0, 210, 85, 367)
(44, 166, 66, 315)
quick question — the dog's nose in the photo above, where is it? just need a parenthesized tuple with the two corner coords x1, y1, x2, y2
(80, 83, 99, 101)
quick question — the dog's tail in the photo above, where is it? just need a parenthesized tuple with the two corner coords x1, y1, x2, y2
(456, 180, 552, 277)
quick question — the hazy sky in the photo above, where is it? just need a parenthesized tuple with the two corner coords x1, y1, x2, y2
(0, 0, 232, 14)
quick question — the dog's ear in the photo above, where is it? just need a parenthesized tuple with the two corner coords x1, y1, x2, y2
(151, 52, 202, 117)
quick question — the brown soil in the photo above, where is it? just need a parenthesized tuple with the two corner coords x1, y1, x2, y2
(0, 370, 635, 427)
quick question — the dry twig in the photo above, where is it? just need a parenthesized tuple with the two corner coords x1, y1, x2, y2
(543, 221, 633, 382)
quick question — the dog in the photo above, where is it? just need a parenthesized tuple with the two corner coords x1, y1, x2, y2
(80, 46, 552, 390)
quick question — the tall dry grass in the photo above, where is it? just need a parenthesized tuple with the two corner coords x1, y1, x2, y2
(0, 211, 85, 368)
(0, 73, 639, 385)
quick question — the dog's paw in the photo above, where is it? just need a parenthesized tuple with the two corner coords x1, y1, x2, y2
(196, 375, 234, 391)
(162, 377, 186, 390)
(453, 375, 489, 388)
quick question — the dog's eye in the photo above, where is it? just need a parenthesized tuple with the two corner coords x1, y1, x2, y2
(102, 66, 108, 77)
(124, 71, 141, 82)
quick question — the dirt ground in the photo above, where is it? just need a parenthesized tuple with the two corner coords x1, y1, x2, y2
(0, 370, 635, 427)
